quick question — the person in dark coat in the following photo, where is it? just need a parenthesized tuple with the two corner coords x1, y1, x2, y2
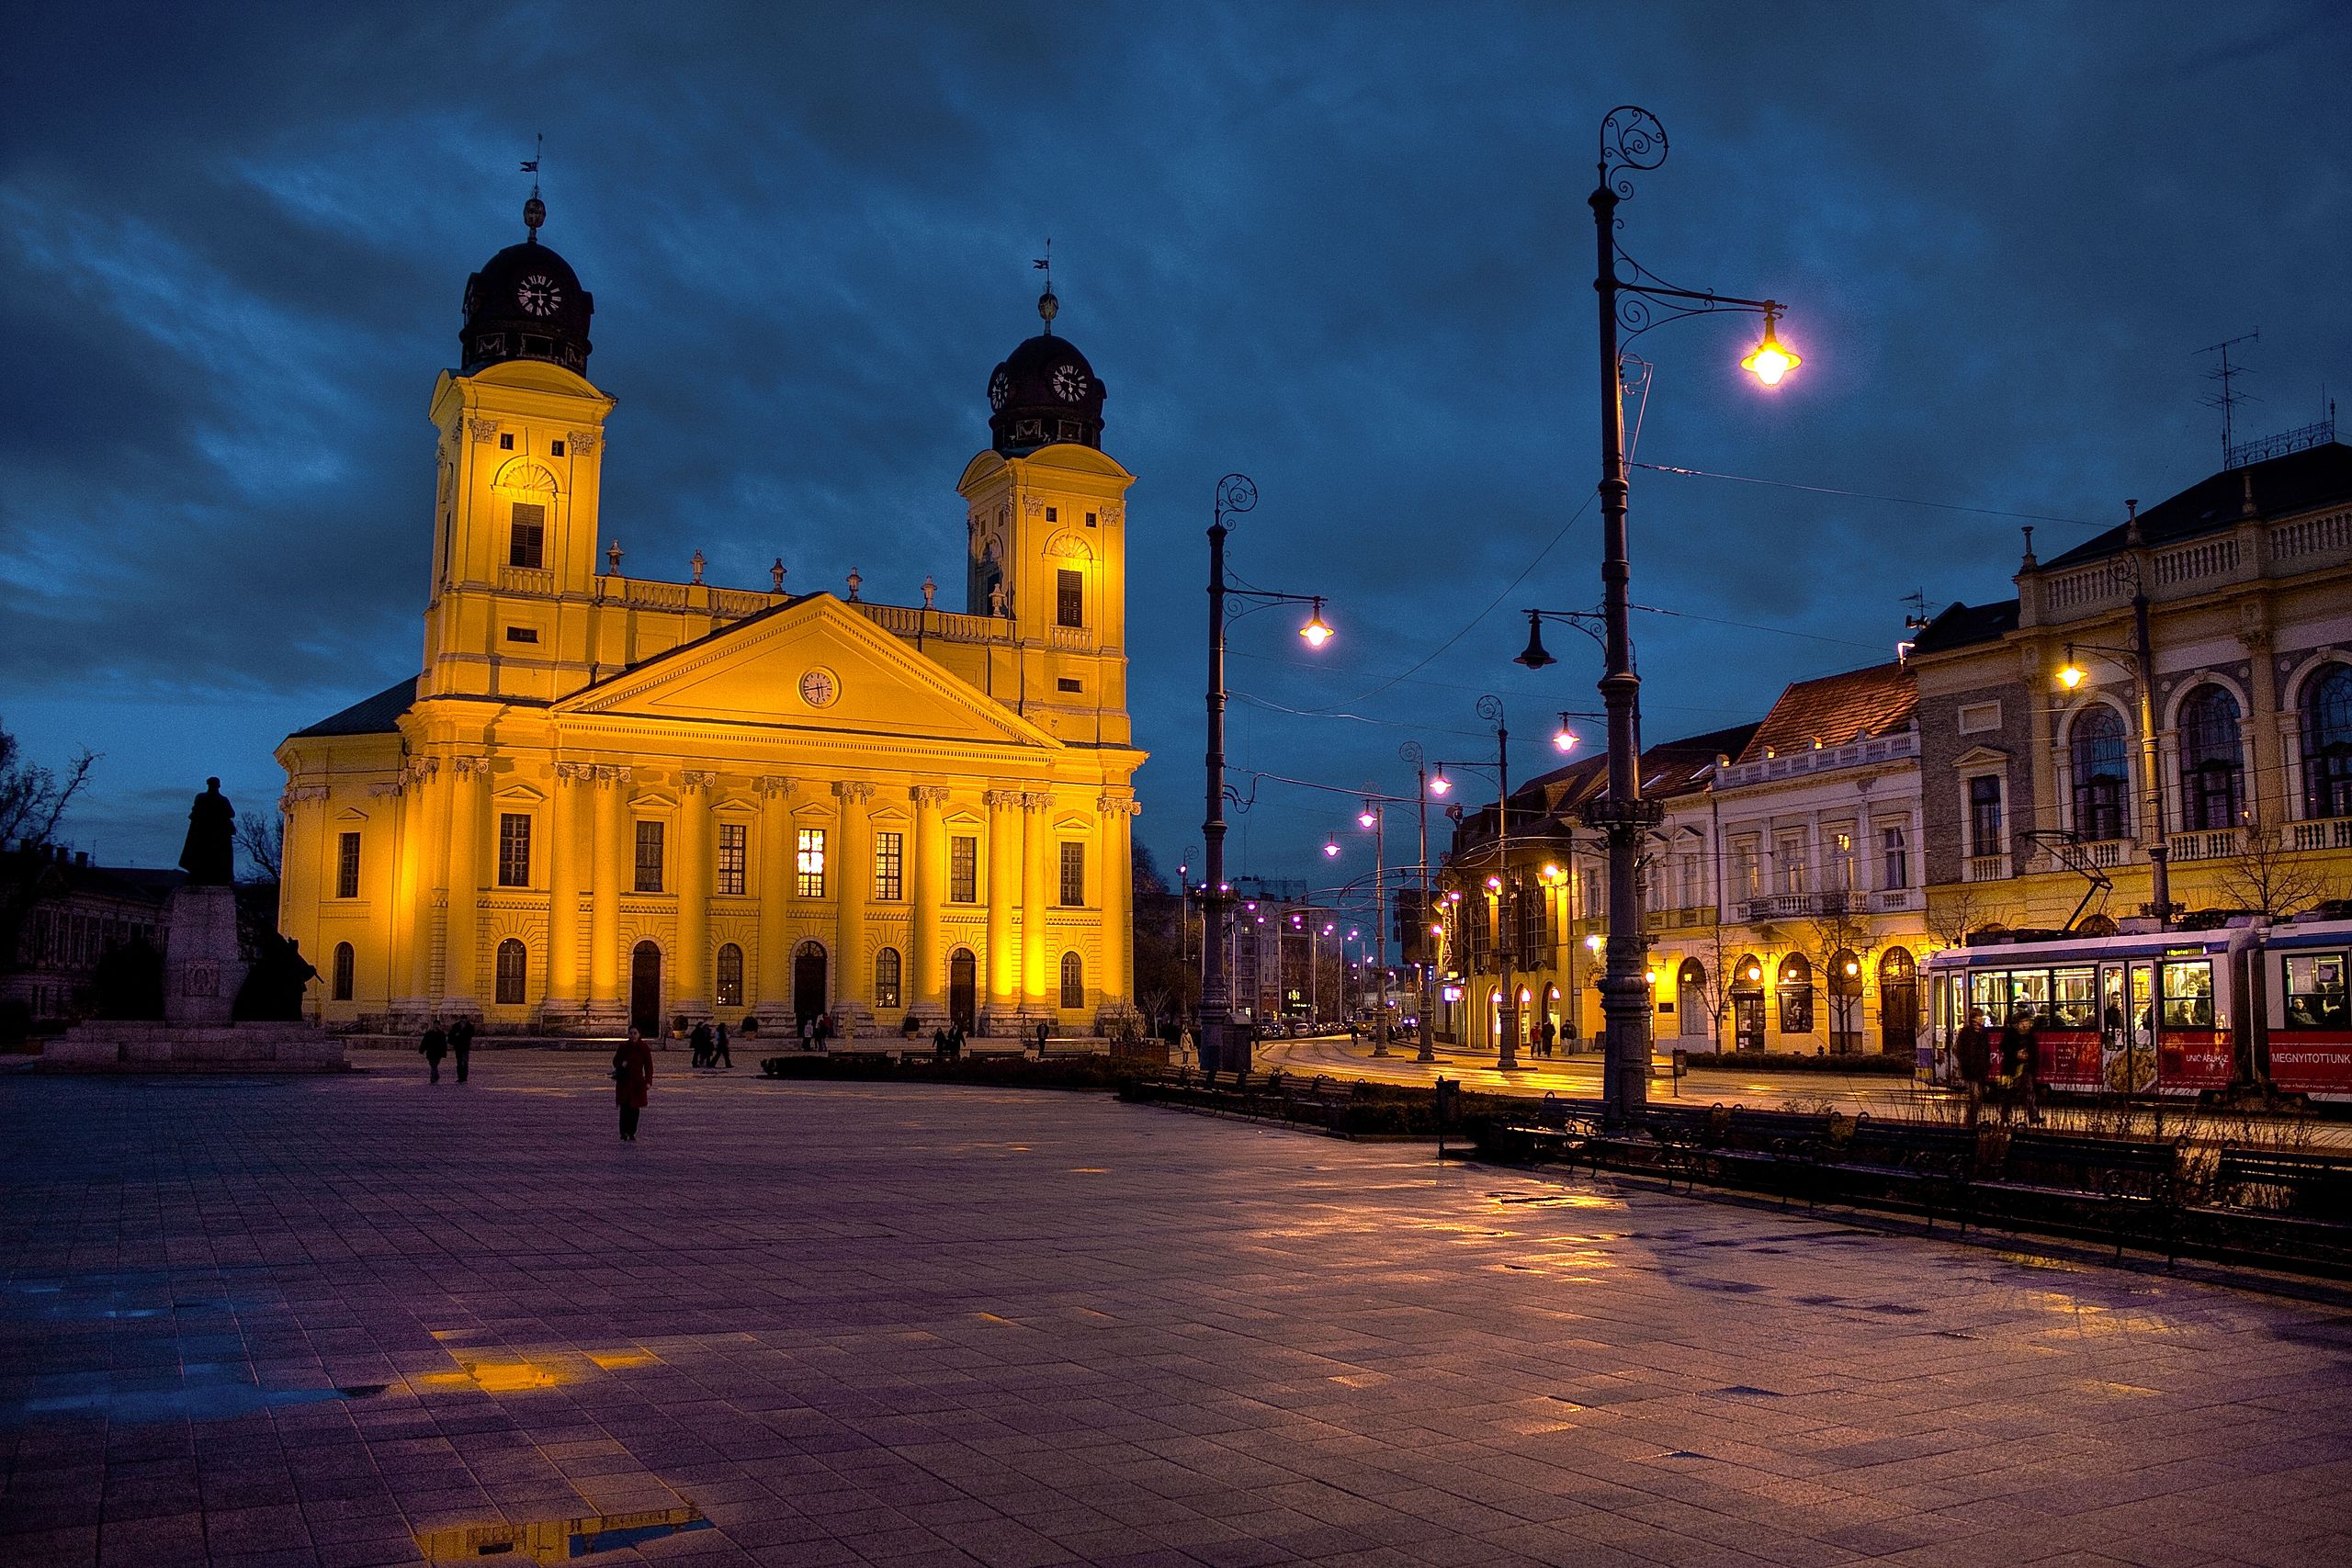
(421, 1019, 447, 1084)
(1996, 1012, 2036, 1124)
(711, 1021, 731, 1069)
(451, 1018, 474, 1084)
(689, 1021, 713, 1068)
(613, 1027, 653, 1142)
(1954, 1011, 1991, 1123)
(1034, 1020, 1050, 1058)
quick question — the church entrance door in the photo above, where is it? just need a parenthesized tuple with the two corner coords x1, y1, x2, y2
(793, 942, 828, 1028)
(629, 942, 662, 1037)
(948, 949, 978, 1032)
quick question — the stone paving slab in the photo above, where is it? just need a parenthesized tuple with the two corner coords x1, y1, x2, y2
(4, 1049, 2350, 1567)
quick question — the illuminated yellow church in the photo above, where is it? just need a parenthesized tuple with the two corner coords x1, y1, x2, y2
(276, 197, 1145, 1037)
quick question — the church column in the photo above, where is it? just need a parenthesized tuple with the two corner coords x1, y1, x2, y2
(442, 756, 486, 1017)
(982, 788, 1023, 1032)
(909, 785, 950, 1027)
(401, 758, 449, 1018)
(277, 784, 329, 1020)
(831, 782, 874, 1032)
(1020, 790, 1053, 1020)
(543, 764, 585, 1024)
(754, 776, 792, 1014)
(584, 764, 628, 1029)
(674, 771, 714, 1020)
(1096, 792, 1136, 1023)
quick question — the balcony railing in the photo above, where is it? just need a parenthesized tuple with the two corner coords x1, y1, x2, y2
(2292, 818, 2352, 852)
(2167, 829, 2244, 863)
(1738, 891, 1856, 920)
(853, 602, 1012, 645)
(1715, 730, 1917, 789)
(1965, 853, 2011, 883)
(1869, 887, 1922, 913)
(2083, 838, 2131, 868)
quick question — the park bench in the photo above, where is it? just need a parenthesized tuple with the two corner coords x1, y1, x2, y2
(2210, 1147, 2352, 1222)
(1992, 1129, 2188, 1260)
(1838, 1121, 1993, 1231)
(1495, 1092, 1607, 1168)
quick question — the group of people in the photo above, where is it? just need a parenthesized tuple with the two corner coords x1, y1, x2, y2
(418, 1017, 475, 1084)
(1951, 1010, 2043, 1124)
(929, 1022, 970, 1060)
(686, 1020, 733, 1068)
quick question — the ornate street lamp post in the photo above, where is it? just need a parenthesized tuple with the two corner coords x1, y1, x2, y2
(1579, 106, 1804, 1123)
(1200, 473, 1332, 1077)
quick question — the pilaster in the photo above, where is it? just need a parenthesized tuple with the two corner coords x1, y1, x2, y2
(754, 776, 793, 1015)
(981, 787, 1023, 1032)
(909, 784, 951, 1028)
(674, 770, 715, 1020)
(583, 763, 629, 1032)
(540, 762, 587, 1029)
(831, 780, 875, 1034)
(1018, 790, 1053, 1021)
(442, 756, 487, 1020)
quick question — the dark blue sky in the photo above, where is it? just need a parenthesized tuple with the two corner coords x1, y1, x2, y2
(6, 1, 2348, 886)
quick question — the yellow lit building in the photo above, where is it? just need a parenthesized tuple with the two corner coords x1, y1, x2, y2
(276, 201, 1146, 1037)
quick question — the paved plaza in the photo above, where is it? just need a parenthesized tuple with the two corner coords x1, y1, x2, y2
(5, 1051, 2351, 1568)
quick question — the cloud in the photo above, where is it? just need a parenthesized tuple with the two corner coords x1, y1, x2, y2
(4, 0, 2347, 874)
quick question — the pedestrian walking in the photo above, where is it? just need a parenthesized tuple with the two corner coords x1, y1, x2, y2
(1179, 1024, 1195, 1070)
(451, 1017, 474, 1084)
(689, 1021, 713, 1068)
(712, 1021, 731, 1069)
(1954, 1010, 1991, 1124)
(1996, 1012, 2035, 1125)
(421, 1018, 447, 1084)
(1034, 1020, 1050, 1059)
(613, 1027, 653, 1142)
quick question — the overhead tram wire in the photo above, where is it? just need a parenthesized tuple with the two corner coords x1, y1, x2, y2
(1628, 461, 2103, 527)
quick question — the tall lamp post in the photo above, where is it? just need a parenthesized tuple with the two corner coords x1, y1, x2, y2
(2054, 530, 2172, 927)
(1398, 740, 1444, 1063)
(1201, 472, 1332, 1076)
(1569, 106, 1804, 1123)
(1475, 694, 1521, 1071)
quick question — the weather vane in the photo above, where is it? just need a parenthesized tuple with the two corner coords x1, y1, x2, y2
(1033, 237, 1057, 332)
(521, 133, 545, 240)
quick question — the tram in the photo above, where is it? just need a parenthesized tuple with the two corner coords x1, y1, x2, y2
(1922, 918, 2352, 1104)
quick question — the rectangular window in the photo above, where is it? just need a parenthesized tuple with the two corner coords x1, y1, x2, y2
(1733, 839, 1758, 897)
(497, 813, 531, 888)
(1084, 511, 1098, 527)
(1057, 569, 1084, 628)
(2285, 953, 2350, 1029)
(1057, 677, 1083, 694)
(1831, 829, 1856, 891)
(634, 820, 665, 894)
(503, 626, 538, 644)
(1059, 841, 1085, 907)
(949, 835, 978, 903)
(873, 830, 903, 900)
(549, 439, 565, 457)
(1045, 506, 1057, 523)
(1968, 775, 2005, 855)
(797, 828, 827, 898)
(2160, 960, 2215, 1029)
(1882, 826, 1908, 889)
(509, 502, 545, 569)
(498, 433, 514, 451)
(1776, 833, 1807, 895)
(717, 822, 747, 896)
(336, 832, 361, 899)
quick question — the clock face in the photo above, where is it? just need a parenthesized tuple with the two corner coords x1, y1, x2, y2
(798, 668, 839, 708)
(516, 275, 562, 316)
(1051, 365, 1088, 402)
(987, 369, 1012, 410)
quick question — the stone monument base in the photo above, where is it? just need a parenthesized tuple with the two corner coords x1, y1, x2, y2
(46, 1021, 345, 1072)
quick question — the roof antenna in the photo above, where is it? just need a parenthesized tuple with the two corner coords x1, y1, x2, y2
(1033, 238, 1057, 335)
(2199, 329, 2258, 468)
(521, 133, 544, 242)
(1901, 588, 1928, 631)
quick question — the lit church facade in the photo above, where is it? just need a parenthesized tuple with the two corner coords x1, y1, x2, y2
(276, 199, 1145, 1037)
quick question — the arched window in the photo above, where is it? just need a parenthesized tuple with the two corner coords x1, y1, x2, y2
(494, 938, 526, 1005)
(874, 947, 902, 1010)
(2177, 684, 2245, 830)
(2069, 706, 2131, 840)
(1827, 948, 1864, 1053)
(2304, 663, 2352, 820)
(332, 942, 355, 1002)
(1879, 947, 1918, 1053)
(1059, 951, 1084, 1010)
(1677, 958, 1710, 1040)
(1776, 953, 1815, 1035)
(715, 943, 743, 1008)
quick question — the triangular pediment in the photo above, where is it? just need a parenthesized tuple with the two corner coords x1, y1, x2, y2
(1953, 744, 2010, 769)
(557, 594, 1061, 749)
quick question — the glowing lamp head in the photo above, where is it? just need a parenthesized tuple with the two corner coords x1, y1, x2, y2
(1322, 835, 1340, 859)
(1430, 924, 1444, 937)
(2056, 648, 2086, 690)
(1741, 312, 1801, 388)
(1746, 964, 1761, 982)
(1357, 805, 1376, 829)
(1485, 874, 1502, 892)
(1298, 598, 1333, 649)
(1552, 721, 1577, 753)
(1542, 863, 1562, 882)
(1843, 960, 1860, 976)
(1586, 934, 1604, 953)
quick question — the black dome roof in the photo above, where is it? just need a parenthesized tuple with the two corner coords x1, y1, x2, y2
(986, 290, 1106, 456)
(460, 202, 594, 374)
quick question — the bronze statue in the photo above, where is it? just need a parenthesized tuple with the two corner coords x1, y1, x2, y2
(178, 778, 236, 886)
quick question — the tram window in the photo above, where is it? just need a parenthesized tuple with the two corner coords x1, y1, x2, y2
(2159, 961, 2215, 1029)
(2007, 970, 2050, 1024)
(2284, 954, 2349, 1029)
(1969, 972, 2006, 1023)
(2051, 966, 2097, 1028)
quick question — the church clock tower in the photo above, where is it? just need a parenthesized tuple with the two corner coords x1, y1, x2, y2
(420, 196, 616, 703)
(956, 286, 1134, 747)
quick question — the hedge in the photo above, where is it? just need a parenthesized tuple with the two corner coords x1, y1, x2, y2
(1676, 1050, 1913, 1075)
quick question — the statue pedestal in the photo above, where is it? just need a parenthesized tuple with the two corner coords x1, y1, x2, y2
(164, 886, 247, 1027)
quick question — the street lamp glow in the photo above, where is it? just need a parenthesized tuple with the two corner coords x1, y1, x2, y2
(1586, 934, 1604, 953)
(1552, 720, 1577, 753)
(1428, 767, 1452, 795)
(1485, 874, 1502, 891)
(1741, 314, 1801, 388)
(1298, 598, 1334, 649)
(1323, 835, 1340, 858)
(2057, 646, 2086, 689)
(1357, 804, 1376, 829)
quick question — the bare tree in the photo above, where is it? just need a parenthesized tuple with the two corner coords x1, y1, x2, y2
(0, 723, 95, 852)
(1926, 881, 2009, 952)
(1799, 902, 1880, 1054)
(2211, 825, 2343, 920)
(237, 808, 284, 884)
